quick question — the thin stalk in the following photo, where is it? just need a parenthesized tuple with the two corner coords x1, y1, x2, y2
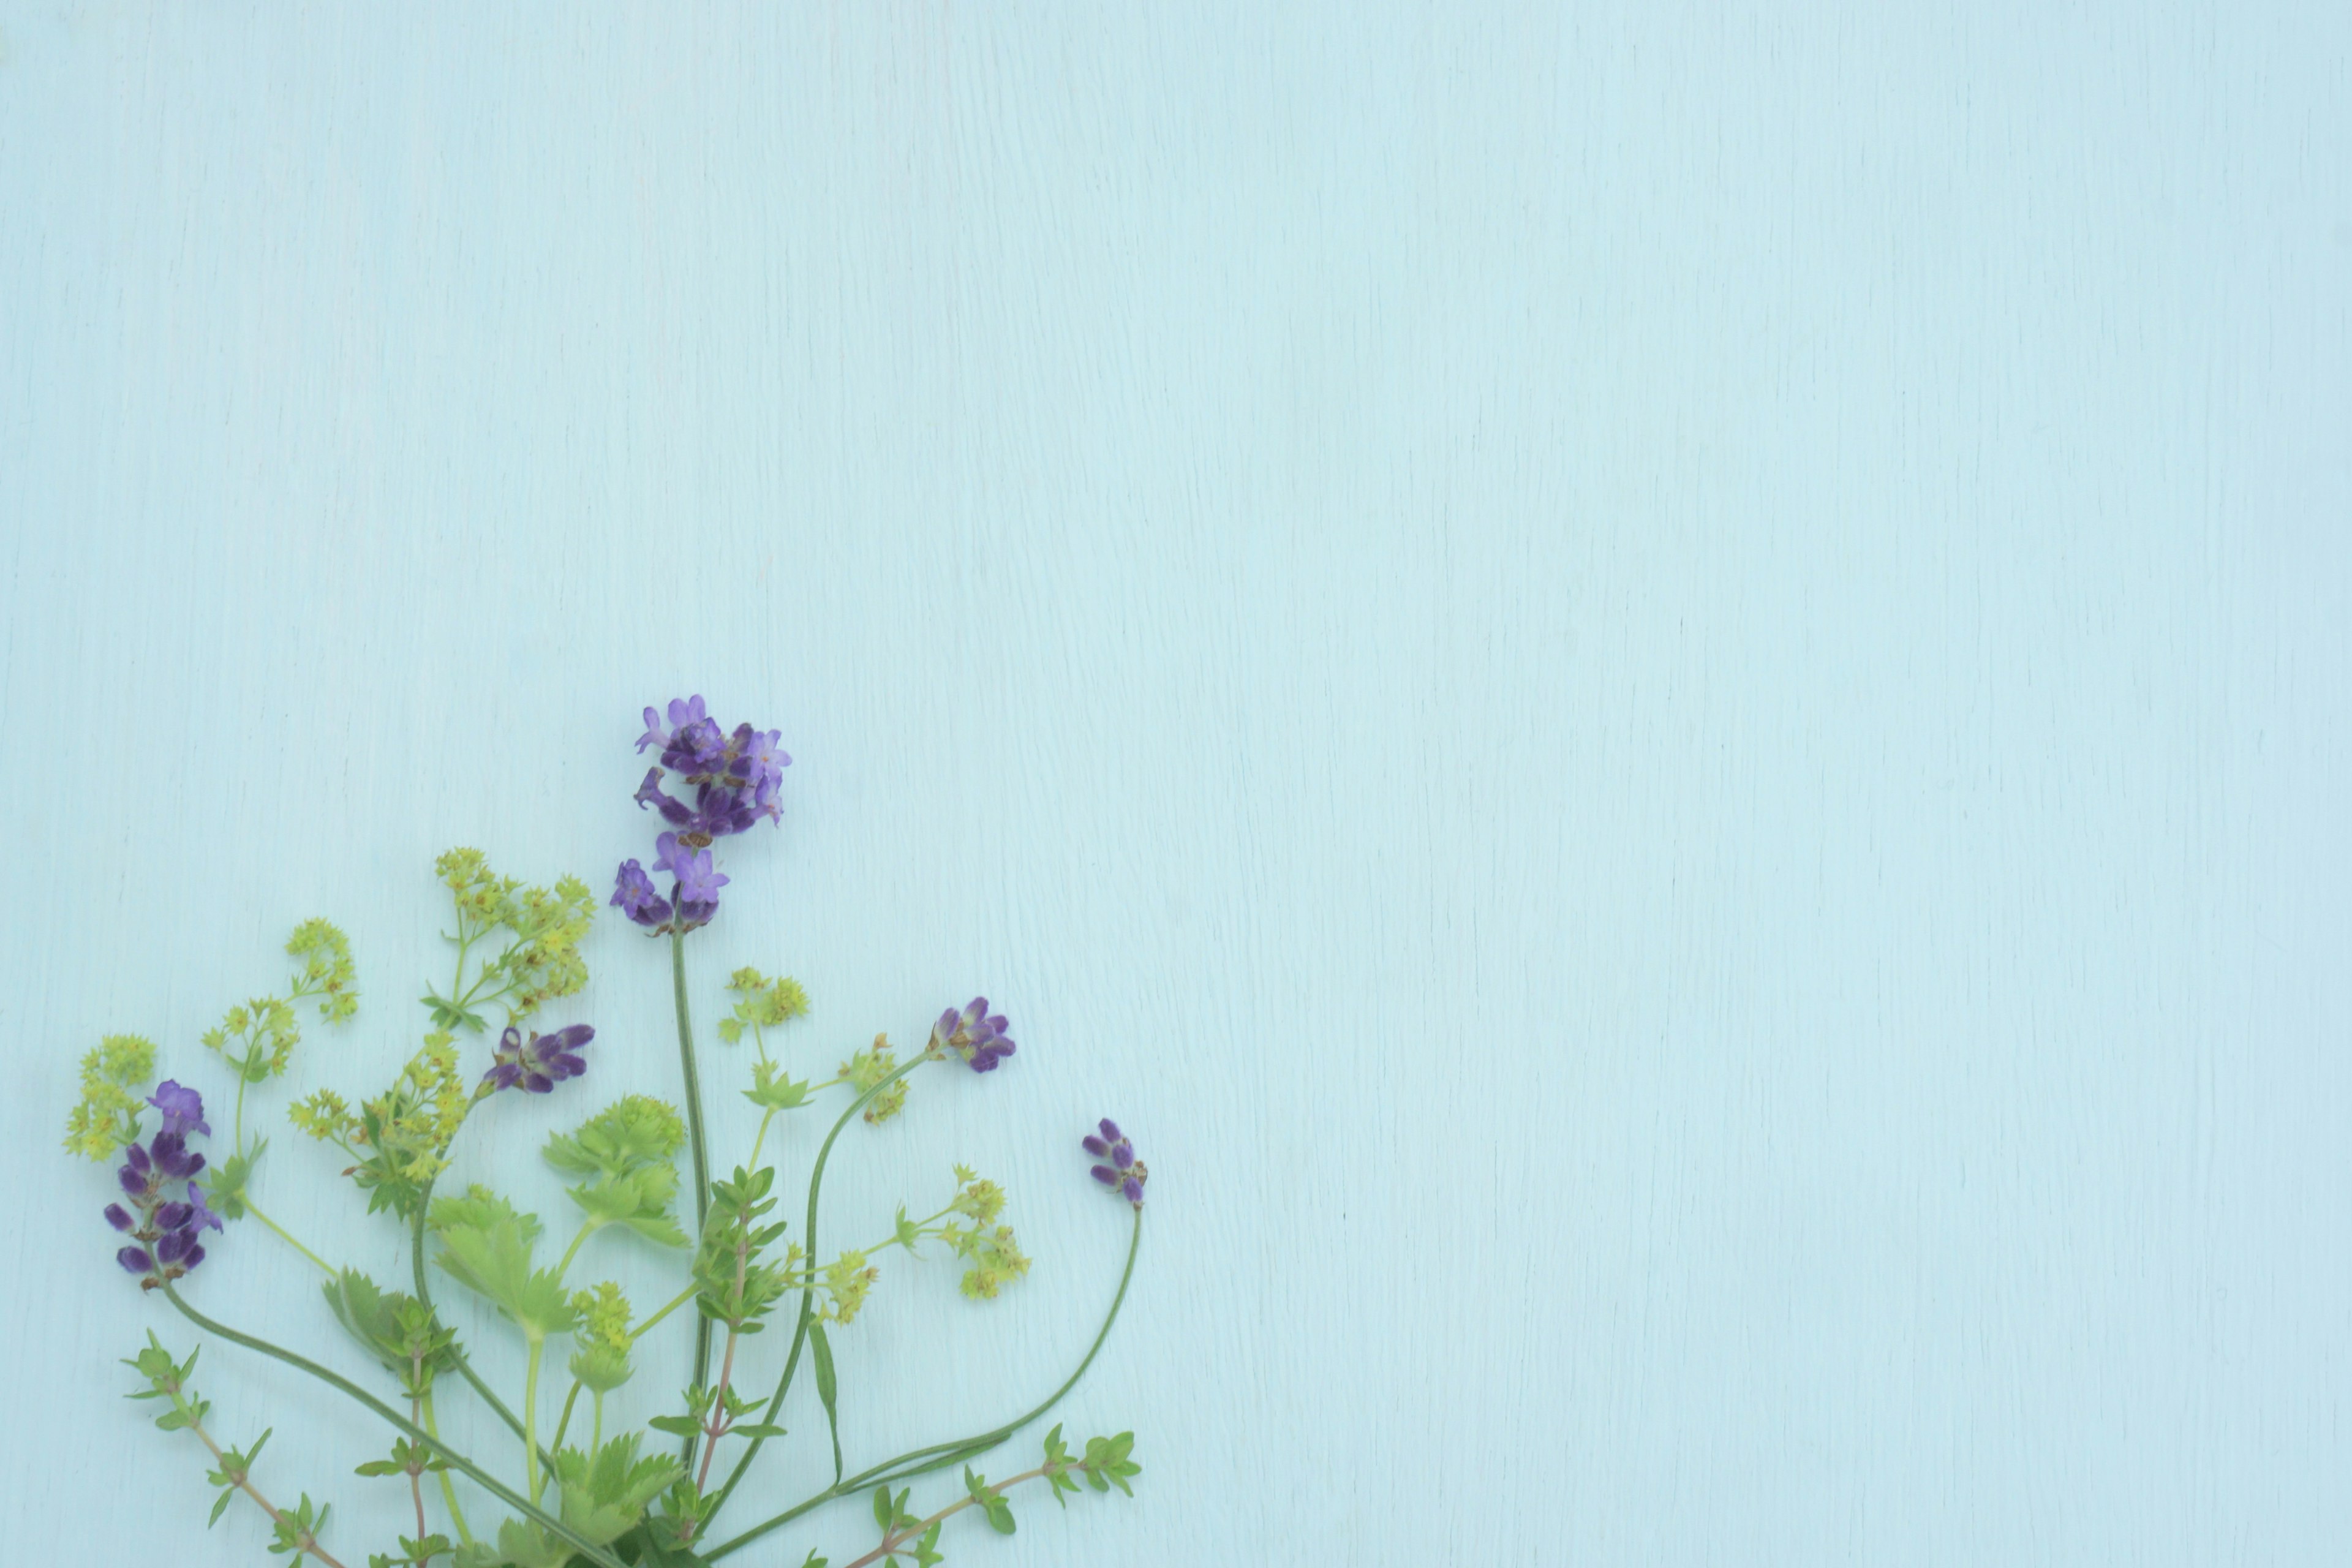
(551, 1378, 585, 1454)
(522, 1336, 546, 1502)
(629, 1285, 697, 1343)
(703, 1054, 930, 1524)
(244, 1199, 336, 1276)
(704, 1205, 1143, 1562)
(419, 1390, 473, 1546)
(672, 927, 715, 1427)
(408, 1394, 429, 1564)
(160, 1284, 626, 1568)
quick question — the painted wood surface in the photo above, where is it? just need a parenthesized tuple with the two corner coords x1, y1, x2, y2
(4, 4, 2350, 1563)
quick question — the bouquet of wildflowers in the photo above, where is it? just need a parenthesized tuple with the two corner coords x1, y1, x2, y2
(67, 698, 1148, 1568)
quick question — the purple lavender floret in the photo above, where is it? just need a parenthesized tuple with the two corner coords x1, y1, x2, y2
(148, 1080, 211, 1139)
(484, 1023, 594, 1095)
(104, 1203, 134, 1233)
(186, 1181, 224, 1234)
(118, 1246, 154, 1274)
(930, 997, 1016, 1072)
(611, 859, 674, 929)
(150, 1130, 205, 1180)
(1082, 1118, 1147, 1209)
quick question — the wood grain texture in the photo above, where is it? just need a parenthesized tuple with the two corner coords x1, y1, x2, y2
(3, 3, 2349, 1563)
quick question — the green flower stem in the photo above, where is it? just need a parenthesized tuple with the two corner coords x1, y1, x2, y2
(671, 925, 716, 1438)
(592, 1390, 605, 1451)
(554, 1216, 600, 1281)
(703, 1194, 1142, 1563)
(420, 1389, 475, 1547)
(408, 1395, 431, 1562)
(522, 1335, 546, 1502)
(628, 1284, 697, 1343)
(160, 1284, 626, 1568)
(407, 1113, 556, 1476)
(243, 1199, 336, 1277)
(551, 1376, 584, 1454)
(703, 1053, 932, 1525)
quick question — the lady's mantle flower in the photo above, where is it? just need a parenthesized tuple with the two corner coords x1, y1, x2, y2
(617, 695, 788, 933)
(930, 998, 1016, 1072)
(108, 1085, 218, 1288)
(1084, 1118, 1147, 1207)
(483, 1023, 594, 1095)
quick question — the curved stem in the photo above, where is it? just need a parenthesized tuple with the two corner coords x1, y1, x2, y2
(160, 1284, 626, 1568)
(704, 1205, 1143, 1562)
(703, 1054, 931, 1525)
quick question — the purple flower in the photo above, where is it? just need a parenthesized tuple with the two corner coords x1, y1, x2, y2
(740, 728, 790, 790)
(105, 1094, 219, 1287)
(611, 859, 674, 930)
(150, 1131, 205, 1181)
(148, 1080, 211, 1139)
(635, 769, 695, 826)
(669, 843, 729, 907)
(930, 997, 1016, 1072)
(484, 1023, 594, 1095)
(637, 706, 669, 754)
(1082, 1118, 1147, 1209)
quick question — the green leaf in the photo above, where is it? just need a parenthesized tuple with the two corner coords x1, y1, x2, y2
(554, 1434, 684, 1549)
(809, 1321, 843, 1483)
(431, 1188, 575, 1336)
(731, 1422, 787, 1441)
(209, 1488, 235, 1526)
(872, 1485, 894, 1532)
(646, 1414, 701, 1439)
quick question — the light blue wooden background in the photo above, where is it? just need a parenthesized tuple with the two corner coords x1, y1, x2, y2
(5, 4, 2350, 1564)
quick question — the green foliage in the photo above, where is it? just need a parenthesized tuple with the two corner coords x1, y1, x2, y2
(322, 1270, 458, 1395)
(809, 1321, 843, 1482)
(1080, 1431, 1142, 1496)
(744, 1059, 814, 1113)
(546, 1097, 692, 1250)
(292, 1033, 472, 1218)
(430, 1186, 576, 1338)
(265, 1490, 331, 1565)
(867, 1487, 941, 1567)
(370, 1534, 454, 1568)
(692, 1166, 792, 1333)
(63, 1034, 156, 1159)
(963, 1465, 1017, 1535)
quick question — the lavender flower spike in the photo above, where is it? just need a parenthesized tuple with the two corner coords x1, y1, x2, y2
(484, 1023, 594, 1095)
(931, 997, 1016, 1072)
(1082, 1118, 1147, 1209)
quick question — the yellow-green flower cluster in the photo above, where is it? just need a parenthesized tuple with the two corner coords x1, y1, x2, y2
(941, 1167, 1029, 1300)
(568, 1281, 636, 1393)
(62, 1034, 157, 1159)
(285, 918, 360, 1023)
(432, 849, 597, 1023)
(201, 918, 362, 1085)
(290, 1033, 472, 1207)
(714, 967, 810, 1046)
(820, 1249, 881, 1325)
(840, 1035, 907, 1126)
